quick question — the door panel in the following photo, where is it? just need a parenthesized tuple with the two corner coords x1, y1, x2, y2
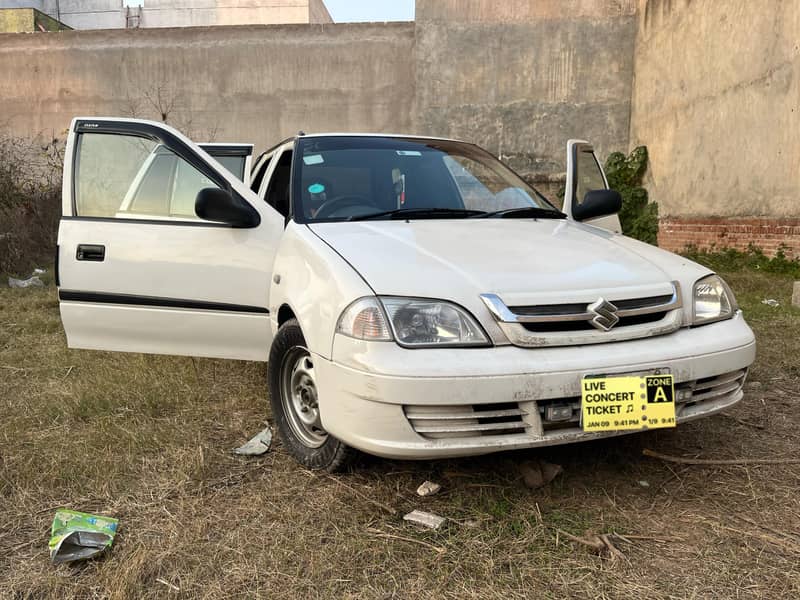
(58, 117, 284, 361)
(563, 139, 621, 233)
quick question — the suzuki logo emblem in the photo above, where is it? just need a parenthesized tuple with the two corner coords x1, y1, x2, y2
(587, 297, 619, 331)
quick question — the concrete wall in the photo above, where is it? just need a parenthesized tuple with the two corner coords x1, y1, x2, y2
(0, 23, 416, 150)
(415, 0, 638, 188)
(630, 0, 800, 254)
(0, 0, 638, 190)
(0, 0, 331, 29)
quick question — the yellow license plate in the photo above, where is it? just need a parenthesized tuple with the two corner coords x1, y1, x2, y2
(581, 373, 676, 432)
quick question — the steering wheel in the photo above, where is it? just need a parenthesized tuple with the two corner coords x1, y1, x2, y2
(313, 195, 378, 219)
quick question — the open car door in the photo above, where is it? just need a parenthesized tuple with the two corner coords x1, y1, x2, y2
(563, 140, 621, 233)
(57, 118, 284, 360)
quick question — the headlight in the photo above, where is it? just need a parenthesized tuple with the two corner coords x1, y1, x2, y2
(336, 297, 392, 341)
(693, 275, 737, 325)
(380, 297, 490, 347)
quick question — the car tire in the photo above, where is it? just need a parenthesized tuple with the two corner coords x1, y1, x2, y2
(268, 318, 356, 472)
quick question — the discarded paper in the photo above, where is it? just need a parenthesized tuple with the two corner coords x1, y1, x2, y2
(8, 275, 44, 288)
(519, 459, 563, 489)
(233, 426, 273, 456)
(416, 480, 442, 497)
(761, 298, 780, 307)
(403, 510, 445, 530)
(8, 268, 46, 289)
(49, 509, 119, 564)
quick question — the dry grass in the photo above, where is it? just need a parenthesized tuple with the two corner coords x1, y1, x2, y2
(1, 268, 799, 599)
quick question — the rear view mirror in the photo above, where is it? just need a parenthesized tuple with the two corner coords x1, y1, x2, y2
(572, 189, 622, 222)
(195, 188, 260, 228)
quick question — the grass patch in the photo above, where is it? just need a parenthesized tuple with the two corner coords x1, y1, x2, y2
(1, 270, 799, 598)
(683, 244, 800, 278)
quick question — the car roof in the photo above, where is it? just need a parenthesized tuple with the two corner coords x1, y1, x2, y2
(299, 132, 465, 143)
(254, 132, 471, 161)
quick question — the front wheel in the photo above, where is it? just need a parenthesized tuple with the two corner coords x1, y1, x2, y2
(268, 319, 356, 471)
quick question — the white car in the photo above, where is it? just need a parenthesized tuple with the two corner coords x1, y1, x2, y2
(57, 117, 756, 471)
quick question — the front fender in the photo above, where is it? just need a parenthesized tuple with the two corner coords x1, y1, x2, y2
(269, 221, 374, 359)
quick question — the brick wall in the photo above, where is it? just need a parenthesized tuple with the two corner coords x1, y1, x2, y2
(658, 218, 800, 258)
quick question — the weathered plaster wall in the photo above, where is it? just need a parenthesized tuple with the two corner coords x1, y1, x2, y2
(414, 0, 638, 186)
(0, 1, 638, 197)
(630, 0, 800, 219)
(0, 23, 416, 151)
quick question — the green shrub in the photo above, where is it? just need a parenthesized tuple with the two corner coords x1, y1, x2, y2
(604, 146, 658, 245)
(682, 243, 800, 277)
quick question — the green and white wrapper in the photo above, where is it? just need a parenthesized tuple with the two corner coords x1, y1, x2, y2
(49, 509, 119, 564)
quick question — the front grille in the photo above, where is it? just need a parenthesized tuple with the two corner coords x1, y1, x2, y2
(520, 311, 669, 333)
(480, 283, 683, 347)
(404, 402, 528, 440)
(674, 369, 747, 417)
(511, 294, 674, 317)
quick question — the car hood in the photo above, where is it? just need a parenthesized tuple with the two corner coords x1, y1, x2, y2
(309, 219, 711, 310)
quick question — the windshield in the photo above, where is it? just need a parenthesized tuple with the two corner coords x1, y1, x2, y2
(292, 136, 559, 222)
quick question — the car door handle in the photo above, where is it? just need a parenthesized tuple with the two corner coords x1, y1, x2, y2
(76, 244, 105, 262)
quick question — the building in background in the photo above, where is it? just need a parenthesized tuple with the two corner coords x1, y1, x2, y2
(0, 0, 331, 30)
(0, 6, 69, 31)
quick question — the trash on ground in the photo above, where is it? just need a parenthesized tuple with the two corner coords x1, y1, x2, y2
(638, 480, 650, 487)
(8, 275, 44, 288)
(49, 509, 119, 564)
(233, 425, 273, 456)
(416, 480, 442, 497)
(557, 529, 626, 561)
(761, 298, 780, 307)
(32, 268, 46, 275)
(519, 459, 563, 489)
(403, 509, 445, 530)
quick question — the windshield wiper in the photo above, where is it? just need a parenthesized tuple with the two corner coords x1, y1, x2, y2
(474, 206, 566, 219)
(348, 207, 487, 221)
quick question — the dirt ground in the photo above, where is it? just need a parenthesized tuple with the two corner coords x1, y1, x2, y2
(1, 267, 799, 599)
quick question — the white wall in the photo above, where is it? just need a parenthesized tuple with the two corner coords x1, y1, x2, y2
(0, 0, 329, 29)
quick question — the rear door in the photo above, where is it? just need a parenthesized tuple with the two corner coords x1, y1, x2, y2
(199, 143, 253, 182)
(563, 139, 621, 233)
(57, 118, 284, 360)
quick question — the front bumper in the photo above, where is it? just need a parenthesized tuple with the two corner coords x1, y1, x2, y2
(315, 312, 756, 459)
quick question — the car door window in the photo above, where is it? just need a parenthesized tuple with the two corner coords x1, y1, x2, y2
(75, 132, 222, 221)
(171, 158, 219, 217)
(250, 153, 274, 195)
(265, 150, 292, 217)
(127, 152, 177, 215)
(215, 155, 247, 181)
(575, 149, 606, 205)
(76, 133, 157, 217)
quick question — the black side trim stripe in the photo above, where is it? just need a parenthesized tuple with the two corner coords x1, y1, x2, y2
(59, 290, 269, 315)
(60, 215, 235, 228)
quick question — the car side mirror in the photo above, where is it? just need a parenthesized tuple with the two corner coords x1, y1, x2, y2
(195, 188, 260, 228)
(572, 189, 622, 222)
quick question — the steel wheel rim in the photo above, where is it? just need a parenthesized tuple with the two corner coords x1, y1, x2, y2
(280, 346, 327, 448)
